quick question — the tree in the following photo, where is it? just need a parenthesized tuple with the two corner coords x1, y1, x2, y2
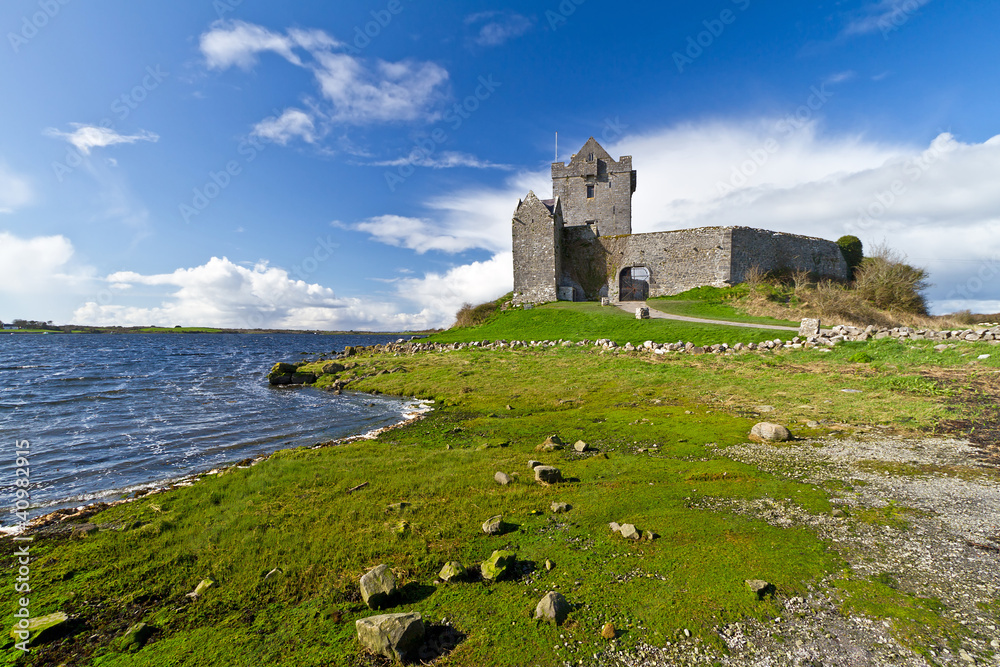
(837, 235, 864, 279)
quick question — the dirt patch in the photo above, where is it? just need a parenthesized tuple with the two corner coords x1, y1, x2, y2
(927, 368, 1000, 466)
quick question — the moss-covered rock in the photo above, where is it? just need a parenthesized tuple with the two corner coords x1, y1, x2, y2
(114, 621, 153, 652)
(9, 611, 70, 646)
(267, 362, 298, 385)
(480, 550, 516, 582)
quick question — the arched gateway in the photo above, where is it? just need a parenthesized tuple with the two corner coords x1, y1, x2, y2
(619, 266, 650, 301)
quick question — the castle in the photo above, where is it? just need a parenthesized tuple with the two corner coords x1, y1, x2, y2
(512, 137, 848, 304)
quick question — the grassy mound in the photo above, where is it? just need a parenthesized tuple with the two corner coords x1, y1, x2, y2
(428, 301, 791, 347)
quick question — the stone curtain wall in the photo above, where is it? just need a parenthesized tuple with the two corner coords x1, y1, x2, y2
(551, 138, 635, 237)
(729, 227, 848, 283)
(612, 228, 732, 300)
(559, 226, 847, 302)
(512, 194, 563, 305)
(561, 227, 732, 301)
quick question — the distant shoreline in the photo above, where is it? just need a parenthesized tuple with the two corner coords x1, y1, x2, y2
(3, 328, 437, 336)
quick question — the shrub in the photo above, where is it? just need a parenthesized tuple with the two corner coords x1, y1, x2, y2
(852, 243, 930, 314)
(453, 299, 501, 328)
(837, 236, 864, 278)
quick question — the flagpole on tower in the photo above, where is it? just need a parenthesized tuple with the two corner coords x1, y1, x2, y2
(555, 131, 558, 163)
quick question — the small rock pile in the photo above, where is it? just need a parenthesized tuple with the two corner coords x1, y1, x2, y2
(818, 323, 1000, 344)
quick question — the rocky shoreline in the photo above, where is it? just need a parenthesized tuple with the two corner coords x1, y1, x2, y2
(4, 398, 432, 539)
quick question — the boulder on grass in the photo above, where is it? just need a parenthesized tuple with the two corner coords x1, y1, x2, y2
(750, 422, 792, 442)
(534, 591, 571, 625)
(573, 440, 590, 452)
(114, 622, 153, 653)
(481, 550, 517, 581)
(494, 472, 513, 486)
(356, 612, 424, 662)
(186, 579, 215, 599)
(799, 318, 821, 337)
(534, 466, 563, 484)
(8, 611, 70, 646)
(482, 515, 504, 535)
(360, 564, 398, 610)
(619, 524, 640, 541)
(438, 561, 465, 583)
(550, 502, 571, 514)
(746, 579, 775, 600)
(535, 435, 564, 452)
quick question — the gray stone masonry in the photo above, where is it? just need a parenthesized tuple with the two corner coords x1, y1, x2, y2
(513, 138, 849, 304)
(552, 137, 635, 237)
(512, 192, 563, 305)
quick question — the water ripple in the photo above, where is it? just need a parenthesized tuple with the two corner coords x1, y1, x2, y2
(0, 333, 413, 525)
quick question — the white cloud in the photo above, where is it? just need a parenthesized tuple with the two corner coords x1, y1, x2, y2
(0, 231, 94, 293)
(44, 124, 159, 155)
(199, 21, 340, 70)
(312, 53, 449, 123)
(69, 256, 445, 331)
(0, 163, 33, 213)
(843, 0, 933, 36)
(200, 20, 449, 125)
(354, 170, 548, 255)
(465, 11, 533, 47)
(252, 108, 316, 145)
(370, 150, 513, 170)
(396, 252, 513, 325)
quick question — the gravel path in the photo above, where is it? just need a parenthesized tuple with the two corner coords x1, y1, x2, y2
(617, 301, 802, 332)
(584, 434, 1000, 667)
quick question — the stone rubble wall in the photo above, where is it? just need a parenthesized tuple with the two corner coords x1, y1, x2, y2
(332, 324, 1000, 362)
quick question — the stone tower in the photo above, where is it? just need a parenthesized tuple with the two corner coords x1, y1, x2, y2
(551, 137, 636, 237)
(512, 192, 564, 304)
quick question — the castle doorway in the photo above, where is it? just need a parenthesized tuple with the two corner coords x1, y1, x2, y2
(619, 267, 649, 301)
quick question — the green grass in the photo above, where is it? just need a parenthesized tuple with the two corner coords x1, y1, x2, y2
(427, 301, 795, 347)
(647, 286, 800, 327)
(835, 577, 965, 656)
(5, 335, 994, 665)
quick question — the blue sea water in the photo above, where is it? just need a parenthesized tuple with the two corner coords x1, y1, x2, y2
(0, 333, 420, 526)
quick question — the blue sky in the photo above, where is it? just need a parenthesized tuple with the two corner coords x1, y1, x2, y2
(2, 0, 999, 329)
